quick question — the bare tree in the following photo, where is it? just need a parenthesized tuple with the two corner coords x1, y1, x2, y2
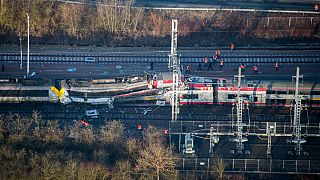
(211, 155, 225, 180)
(31, 111, 41, 138)
(111, 160, 132, 180)
(69, 121, 95, 144)
(4, 113, 32, 141)
(125, 138, 140, 161)
(135, 126, 177, 180)
(99, 120, 124, 143)
(0, 115, 3, 141)
(77, 162, 109, 180)
(43, 120, 65, 143)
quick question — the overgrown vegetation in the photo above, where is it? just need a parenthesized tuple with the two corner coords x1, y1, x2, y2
(0, 112, 178, 179)
(0, 0, 319, 47)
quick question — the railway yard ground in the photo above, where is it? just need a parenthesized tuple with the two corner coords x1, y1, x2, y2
(1, 46, 320, 177)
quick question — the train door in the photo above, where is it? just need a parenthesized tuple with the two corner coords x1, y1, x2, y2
(213, 84, 218, 103)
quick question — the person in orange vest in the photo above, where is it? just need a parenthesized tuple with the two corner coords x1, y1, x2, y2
(275, 62, 280, 71)
(253, 65, 258, 74)
(204, 57, 209, 67)
(230, 43, 234, 50)
(219, 59, 224, 69)
(216, 50, 221, 58)
(213, 55, 217, 61)
(240, 63, 246, 72)
(186, 64, 191, 74)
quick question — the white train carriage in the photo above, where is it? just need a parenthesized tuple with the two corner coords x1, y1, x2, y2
(217, 87, 267, 104)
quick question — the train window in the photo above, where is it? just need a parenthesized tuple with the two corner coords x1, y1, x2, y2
(301, 100, 307, 104)
(276, 91, 287, 95)
(288, 90, 295, 94)
(228, 94, 236, 99)
(220, 79, 227, 87)
(182, 94, 199, 99)
(277, 99, 286, 104)
(311, 91, 320, 95)
(204, 79, 212, 83)
(266, 90, 275, 94)
(266, 99, 276, 104)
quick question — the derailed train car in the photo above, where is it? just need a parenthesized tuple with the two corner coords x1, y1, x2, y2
(152, 75, 320, 107)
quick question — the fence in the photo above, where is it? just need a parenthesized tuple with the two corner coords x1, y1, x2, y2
(178, 158, 320, 174)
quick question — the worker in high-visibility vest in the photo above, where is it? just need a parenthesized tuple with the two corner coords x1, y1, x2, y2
(240, 64, 246, 72)
(275, 62, 280, 71)
(230, 43, 234, 50)
(275, 62, 279, 70)
(216, 50, 221, 55)
(253, 65, 258, 74)
(213, 55, 217, 61)
(216, 50, 221, 58)
(204, 57, 209, 67)
(219, 59, 224, 69)
(186, 64, 191, 74)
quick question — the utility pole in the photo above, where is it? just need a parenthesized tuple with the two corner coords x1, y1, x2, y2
(209, 125, 219, 154)
(233, 67, 247, 154)
(267, 122, 274, 158)
(169, 19, 180, 122)
(291, 67, 306, 155)
(26, 13, 30, 78)
(19, 33, 23, 70)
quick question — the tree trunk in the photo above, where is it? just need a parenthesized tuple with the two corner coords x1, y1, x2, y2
(157, 168, 160, 180)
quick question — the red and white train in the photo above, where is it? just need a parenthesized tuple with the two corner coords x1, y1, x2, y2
(149, 73, 320, 107)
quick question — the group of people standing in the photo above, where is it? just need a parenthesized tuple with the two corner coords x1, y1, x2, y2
(192, 50, 224, 73)
(182, 45, 281, 75)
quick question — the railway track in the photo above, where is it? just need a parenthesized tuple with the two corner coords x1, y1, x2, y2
(0, 103, 318, 122)
(1, 52, 320, 63)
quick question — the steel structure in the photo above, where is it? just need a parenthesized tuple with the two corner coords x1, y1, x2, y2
(209, 125, 219, 154)
(291, 67, 306, 155)
(19, 33, 23, 70)
(233, 67, 247, 154)
(169, 19, 180, 122)
(267, 122, 274, 158)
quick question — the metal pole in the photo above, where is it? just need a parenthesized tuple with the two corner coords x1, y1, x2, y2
(19, 33, 23, 70)
(234, 67, 246, 154)
(292, 67, 305, 155)
(170, 19, 180, 122)
(26, 13, 30, 78)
